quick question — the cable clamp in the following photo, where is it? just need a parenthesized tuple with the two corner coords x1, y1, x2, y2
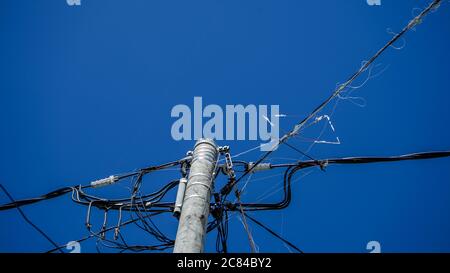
(90, 175, 119, 188)
(319, 160, 328, 171)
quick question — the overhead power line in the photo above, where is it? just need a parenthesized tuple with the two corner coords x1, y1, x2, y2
(0, 0, 447, 253)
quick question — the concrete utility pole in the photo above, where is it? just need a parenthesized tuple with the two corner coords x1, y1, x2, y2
(173, 138, 219, 253)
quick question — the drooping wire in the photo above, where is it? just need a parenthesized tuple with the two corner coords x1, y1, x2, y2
(45, 211, 167, 253)
(244, 213, 303, 253)
(0, 184, 64, 253)
(234, 187, 257, 253)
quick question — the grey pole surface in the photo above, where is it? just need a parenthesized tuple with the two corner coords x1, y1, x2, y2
(173, 138, 219, 253)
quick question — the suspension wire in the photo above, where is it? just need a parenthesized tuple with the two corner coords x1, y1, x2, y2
(222, 0, 443, 194)
(0, 159, 185, 211)
(272, 151, 450, 169)
(0, 184, 64, 253)
(244, 213, 303, 253)
(234, 187, 257, 253)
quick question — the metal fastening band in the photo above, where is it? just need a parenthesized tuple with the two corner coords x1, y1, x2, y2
(183, 194, 207, 203)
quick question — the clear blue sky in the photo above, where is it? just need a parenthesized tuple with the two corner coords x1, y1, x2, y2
(0, 0, 449, 253)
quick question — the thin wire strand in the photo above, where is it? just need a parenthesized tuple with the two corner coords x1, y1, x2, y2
(0, 184, 64, 253)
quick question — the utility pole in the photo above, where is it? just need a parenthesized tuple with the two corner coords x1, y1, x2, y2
(173, 138, 219, 253)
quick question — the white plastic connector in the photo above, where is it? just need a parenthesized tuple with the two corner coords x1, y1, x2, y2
(173, 177, 188, 217)
(247, 162, 272, 172)
(90, 175, 119, 188)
